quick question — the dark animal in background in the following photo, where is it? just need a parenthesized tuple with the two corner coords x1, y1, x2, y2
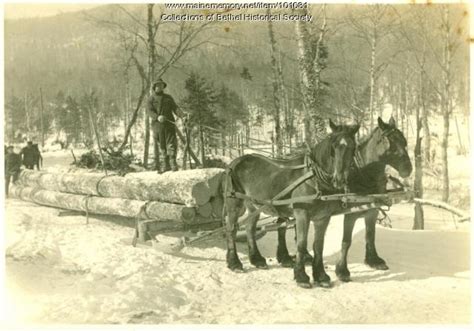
(20, 141, 42, 170)
(4, 145, 22, 197)
(223, 121, 360, 288)
(275, 117, 412, 283)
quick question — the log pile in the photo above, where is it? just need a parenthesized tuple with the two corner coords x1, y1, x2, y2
(12, 169, 225, 225)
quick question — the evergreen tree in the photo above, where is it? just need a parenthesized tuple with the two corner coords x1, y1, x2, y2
(181, 73, 219, 128)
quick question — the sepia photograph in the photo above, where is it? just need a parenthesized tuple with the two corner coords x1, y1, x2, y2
(1, 0, 471, 326)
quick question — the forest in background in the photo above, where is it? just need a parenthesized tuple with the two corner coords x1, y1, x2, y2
(3, 3, 470, 214)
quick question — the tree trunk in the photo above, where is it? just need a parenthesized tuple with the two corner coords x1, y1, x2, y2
(25, 92, 30, 139)
(295, 7, 327, 144)
(369, 33, 376, 129)
(295, 11, 314, 145)
(413, 79, 424, 230)
(441, 5, 451, 203)
(267, 10, 283, 157)
(144, 4, 156, 168)
(39, 87, 45, 147)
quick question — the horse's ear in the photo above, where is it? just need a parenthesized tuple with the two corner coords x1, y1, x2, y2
(349, 124, 360, 136)
(329, 119, 339, 132)
(377, 117, 389, 130)
(389, 116, 397, 127)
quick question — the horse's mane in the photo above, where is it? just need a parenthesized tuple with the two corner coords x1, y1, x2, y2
(357, 127, 381, 150)
(310, 131, 347, 167)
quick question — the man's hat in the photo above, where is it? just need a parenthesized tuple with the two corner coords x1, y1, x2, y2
(152, 78, 167, 89)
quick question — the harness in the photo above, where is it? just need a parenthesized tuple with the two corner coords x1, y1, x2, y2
(225, 152, 335, 210)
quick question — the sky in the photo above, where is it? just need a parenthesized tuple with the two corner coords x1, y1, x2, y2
(3, 3, 103, 20)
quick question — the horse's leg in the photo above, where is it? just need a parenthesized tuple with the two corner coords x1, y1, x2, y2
(294, 228, 314, 265)
(276, 217, 294, 268)
(293, 208, 311, 288)
(225, 198, 244, 272)
(335, 214, 358, 282)
(312, 216, 331, 288)
(364, 209, 389, 270)
(245, 203, 267, 269)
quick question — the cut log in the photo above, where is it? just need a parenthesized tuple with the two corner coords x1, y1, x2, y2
(210, 196, 224, 219)
(86, 196, 145, 218)
(145, 201, 196, 222)
(60, 172, 105, 196)
(18, 169, 105, 196)
(17, 170, 43, 187)
(38, 172, 63, 192)
(10, 185, 86, 212)
(9, 185, 200, 223)
(17, 168, 225, 207)
(197, 202, 213, 218)
(125, 169, 225, 206)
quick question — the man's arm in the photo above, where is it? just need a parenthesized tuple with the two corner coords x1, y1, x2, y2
(169, 96, 185, 118)
(146, 96, 158, 119)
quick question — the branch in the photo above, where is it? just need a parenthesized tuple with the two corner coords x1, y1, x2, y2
(116, 4, 147, 29)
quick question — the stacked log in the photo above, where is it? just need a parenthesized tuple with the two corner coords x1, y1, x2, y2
(12, 168, 226, 225)
(9, 185, 202, 222)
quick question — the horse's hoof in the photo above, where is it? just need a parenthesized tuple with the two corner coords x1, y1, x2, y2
(336, 273, 351, 282)
(231, 267, 245, 273)
(314, 280, 332, 288)
(297, 282, 312, 289)
(373, 263, 389, 271)
(365, 259, 389, 270)
(335, 264, 351, 282)
(256, 264, 269, 270)
(250, 256, 268, 269)
(228, 262, 244, 272)
(280, 258, 294, 268)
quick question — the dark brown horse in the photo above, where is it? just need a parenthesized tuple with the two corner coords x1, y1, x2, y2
(223, 120, 360, 288)
(275, 117, 412, 283)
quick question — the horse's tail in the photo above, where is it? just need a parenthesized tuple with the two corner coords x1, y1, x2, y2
(220, 157, 246, 221)
(221, 167, 235, 221)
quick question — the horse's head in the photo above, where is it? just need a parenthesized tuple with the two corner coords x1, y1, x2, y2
(326, 120, 360, 189)
(375, 117, 412, 178)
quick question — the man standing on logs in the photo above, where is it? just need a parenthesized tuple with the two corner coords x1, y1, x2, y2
(147, 78, 185, 173)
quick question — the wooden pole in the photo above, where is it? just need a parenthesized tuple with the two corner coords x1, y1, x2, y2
(199, 125, 205, 165)
(39, 87, 45, 147)
(454, 116, 465, 154)
(87, 92, 107, 176)
(24, 91, 30, 140)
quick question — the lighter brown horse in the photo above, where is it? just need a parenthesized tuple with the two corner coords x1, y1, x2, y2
(275, 117, 412, 283)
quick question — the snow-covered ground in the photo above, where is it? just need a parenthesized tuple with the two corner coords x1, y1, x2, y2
(2, 197, 470, 325)
(3, 143, 471, 325)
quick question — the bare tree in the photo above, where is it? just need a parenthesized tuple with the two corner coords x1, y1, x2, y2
(294, 5, 328, 144)
(85, 4, 215, 165)
(267, 8, 283, 157)
(346, 5, 398, 129)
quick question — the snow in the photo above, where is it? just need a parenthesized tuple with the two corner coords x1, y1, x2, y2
(3, 198, 470, 325)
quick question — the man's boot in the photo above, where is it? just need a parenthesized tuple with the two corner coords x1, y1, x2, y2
(155, 156, 162, 174)
(169, 154, 178, 172)
(163, 155, 171, 172)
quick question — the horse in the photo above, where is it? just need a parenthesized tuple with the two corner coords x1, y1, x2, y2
(223, 120, 360, 288)
(274, 117, 412, 283)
